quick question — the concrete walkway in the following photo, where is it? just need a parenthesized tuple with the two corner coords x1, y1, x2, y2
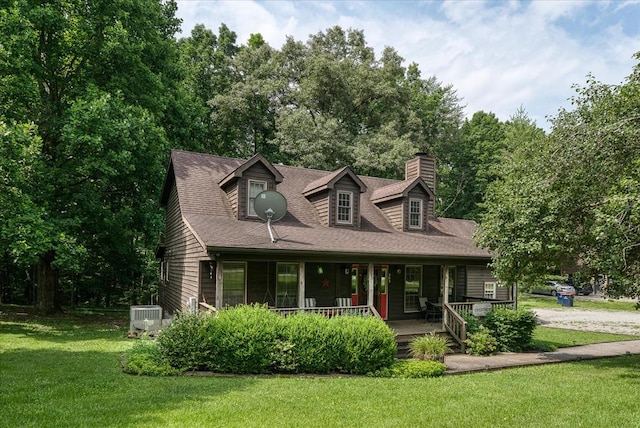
(444, 339, 640, 375)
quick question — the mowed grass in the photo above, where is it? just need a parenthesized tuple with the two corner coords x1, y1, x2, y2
(2, 308, 640, 427)
(519, 294, 638, 311)
(533, 326, 639, 348)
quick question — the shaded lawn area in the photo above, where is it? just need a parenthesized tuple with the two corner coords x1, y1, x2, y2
(2, 310, 640, 427)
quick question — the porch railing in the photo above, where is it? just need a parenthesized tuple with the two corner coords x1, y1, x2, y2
(443, 300, 516, 353)
(448, 300, 515, 316)
(442, 303, 467, 353)
(271, 305, 375, 317)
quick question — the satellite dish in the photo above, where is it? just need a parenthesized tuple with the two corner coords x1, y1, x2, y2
(254, 190, 287, 242)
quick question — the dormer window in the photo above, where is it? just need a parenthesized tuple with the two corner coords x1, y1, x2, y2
(218, 153, 284, 221)
(409, 198, 423, 229)
(302, 166, 366, 228)
(248, 179, 267, 217)
(337, 190, 353, 224)
(371, 177, 433, 232)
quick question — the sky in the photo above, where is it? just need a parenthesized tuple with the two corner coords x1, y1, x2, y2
(174, 0, 640, 130)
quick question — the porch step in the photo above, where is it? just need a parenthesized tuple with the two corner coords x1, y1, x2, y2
(395, 331, 462, 359)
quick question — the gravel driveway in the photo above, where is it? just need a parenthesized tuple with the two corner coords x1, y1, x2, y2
(533, 307, 640, 336)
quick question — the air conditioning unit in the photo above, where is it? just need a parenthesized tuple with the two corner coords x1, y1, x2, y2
(129, 305, 163, 332)
(187, 296, 198, 313)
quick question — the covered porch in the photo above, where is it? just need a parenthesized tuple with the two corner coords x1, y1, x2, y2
(208, 259, 504, 321)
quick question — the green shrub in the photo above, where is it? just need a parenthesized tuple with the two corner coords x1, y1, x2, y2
(205, 304, 282, 374)
(465, 326, 499, 356)
(483, 307, 537, 352)
(157, 305, 283, 373)
(330, 315, 397, 375)
(395, 359, 446, 378)
(526, 340, 557, 352)
(369, 360, 446, 378)
(270, 339, 298, 373)
(409, 332, 452, 362)
(123, 338, 180, 376)
(157, 306, 396, 375)
(280, 313, 335, 373)
(461, 312, 482, 334)
(156, 310, 212, 371)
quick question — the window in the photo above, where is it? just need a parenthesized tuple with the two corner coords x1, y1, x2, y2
(248, 180, 266, 217)
(409, 198, 422, 229)
(276, 263, 298, 308)
(404, 265, 422, 312)
(337, 190, 353, 224)
(484, 282, 496, 299)
(160, 260, 169, 281)
(446, 266, 456, 299)
(350, 266, 359, 300)
(222, 262, 246, 306)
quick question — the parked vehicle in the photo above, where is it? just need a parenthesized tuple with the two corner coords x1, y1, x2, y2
(575, 283, 593, 295)
(531, 281, 576, 296)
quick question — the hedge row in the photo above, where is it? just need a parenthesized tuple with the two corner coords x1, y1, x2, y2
(156, 304, 397, 375)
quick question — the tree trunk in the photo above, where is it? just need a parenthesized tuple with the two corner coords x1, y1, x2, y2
(37, 250, 61, 314)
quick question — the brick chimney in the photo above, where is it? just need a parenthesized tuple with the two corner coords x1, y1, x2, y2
(405, 153, 436, 218)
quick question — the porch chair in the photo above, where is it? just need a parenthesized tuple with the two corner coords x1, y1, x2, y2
(304, 297, 317, 308)
(335, 297, 352, 307)
(418, 297, 441, 322)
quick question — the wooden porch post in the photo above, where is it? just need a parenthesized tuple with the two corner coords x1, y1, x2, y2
(442, 265, 450, 304)
(298, 262, 305, 308)
(367, 262, 374, 308)
(215, 260, 223, 309)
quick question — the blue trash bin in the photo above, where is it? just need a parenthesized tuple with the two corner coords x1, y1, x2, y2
(560, 294, 574, 307)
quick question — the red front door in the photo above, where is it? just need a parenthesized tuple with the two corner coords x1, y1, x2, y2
(351, 264, 388, 320)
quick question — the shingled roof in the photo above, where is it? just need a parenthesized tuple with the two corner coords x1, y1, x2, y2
(161, 150, 491, 261)
(370, 176, 434, 204)
(302, 166, 367, 196)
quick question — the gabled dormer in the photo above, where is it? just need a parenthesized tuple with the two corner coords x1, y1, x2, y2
(219, 153, 284, 221)
(371, 177, 435, 233)
(302, 166, 367, 228)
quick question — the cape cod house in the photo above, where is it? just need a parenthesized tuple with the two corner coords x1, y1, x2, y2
(156, 150, 510, 332)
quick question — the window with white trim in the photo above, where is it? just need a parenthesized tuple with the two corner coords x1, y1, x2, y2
(404, 265, 422, 312)
(483, 282, 496, 299)
(222, 262, 246, 306)
(409, 198, 422, 229)
(248, 180, 266, 217)
(276, 263, 298, 308)
(336, 190, 353, 224)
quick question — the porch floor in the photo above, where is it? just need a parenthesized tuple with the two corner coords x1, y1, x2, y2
(386, 319, 445, 337)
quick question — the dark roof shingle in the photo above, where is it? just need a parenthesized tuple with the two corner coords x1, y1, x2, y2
(166, 150, 490, 260)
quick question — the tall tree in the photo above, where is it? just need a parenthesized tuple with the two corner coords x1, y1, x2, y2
(0, 120, 43, 268)
(273, 26, 463, 178)
(0, 0, 180, 312)
(476, 55, 640, 294)
(175, 23, 239, 153)
(405, 63, 464, 159)
(437, 111, 505, 220)
(210, 34, 283, 159)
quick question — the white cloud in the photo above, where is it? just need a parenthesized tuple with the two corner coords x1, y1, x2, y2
(175, 0, 639, 129)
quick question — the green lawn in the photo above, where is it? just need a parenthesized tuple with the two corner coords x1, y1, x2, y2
(2, 307, 640, 427)
(533, 326, 639, 349)
(519, 294, 638, 311)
